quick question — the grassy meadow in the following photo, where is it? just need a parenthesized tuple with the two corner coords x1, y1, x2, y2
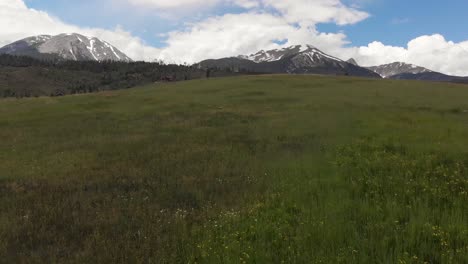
(0, 75, 467, 263)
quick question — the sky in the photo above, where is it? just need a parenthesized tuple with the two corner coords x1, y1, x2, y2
(1, 0, 468, 75)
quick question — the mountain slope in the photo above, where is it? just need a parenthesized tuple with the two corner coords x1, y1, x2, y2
(346, 58, 358, 66)
(238, 45, 314, 63)
(367, 61, 468, 83)
(366, 62, 431, 78)
(0, 33, 132, 62)
(198, 45, 380, 78)
(390, 72, 468, 83)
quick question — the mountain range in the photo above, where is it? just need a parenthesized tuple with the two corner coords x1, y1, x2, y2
(0, 33, 132, 62)
(198, 46, 468, 83)
(366, 62, 432, 78)
(364, 62, 467, 82)
(1, 34, 467, 83)
(198, 45, 381, 78)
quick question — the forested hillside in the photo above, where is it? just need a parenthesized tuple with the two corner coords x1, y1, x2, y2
(0, 55, 237, 98)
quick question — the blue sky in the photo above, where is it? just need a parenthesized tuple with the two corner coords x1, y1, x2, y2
(24, 0, 175, 46)
(25, 0, 468, 48)
(334, 0, 468, 46)
(3, 0, 468, 75)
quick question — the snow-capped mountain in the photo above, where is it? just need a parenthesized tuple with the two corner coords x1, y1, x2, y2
(346, 58, 358, 66)
(198, 45, 380, 78)
(239, 45, 344, 65)
(0, 33, 132, 62)
(238, 45, 317, 63)
(366, 62, 432, 78)
(365, 62, 468, 82)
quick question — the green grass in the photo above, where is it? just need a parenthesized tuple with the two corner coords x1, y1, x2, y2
(1, 75, 467, 263)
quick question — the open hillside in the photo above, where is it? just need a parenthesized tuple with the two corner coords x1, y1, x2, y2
(1, 75, 467, 263)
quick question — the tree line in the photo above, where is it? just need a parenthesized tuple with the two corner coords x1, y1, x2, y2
(0, 54, 241, 98)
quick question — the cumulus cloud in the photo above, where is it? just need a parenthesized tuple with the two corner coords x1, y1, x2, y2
(153, 0, 468, 76)
(0, 0, 367, 63)
(1, 0, 468, 76)
(124, 0, 369, 25)
(0, 0, 161, 61)
(231, 0, 260, 9)
(261, 0, 369, 25)
(157, 12, 351, 63)
(125, 0, 220, 11)
(153, 0, 368, 63)
(348, 35, 468, 76)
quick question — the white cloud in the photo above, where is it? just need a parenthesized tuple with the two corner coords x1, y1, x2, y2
(124, 0, 252, 10)
(1, 0, 468, 76)
(123, 0, 369, 25)
(230, 0, 260, 9)
(348, 35, 468, 76)
(154, 0, 368, 63)
(261, 0, 369, 25)
(125, 0, 220, 11)
(0, 0, 161, 61)
(157, 12, 350, 63)
(0, 0, 367, 64)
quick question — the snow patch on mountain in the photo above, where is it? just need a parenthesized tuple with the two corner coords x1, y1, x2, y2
(0, 33, 132, 62)
(239, 45, 343, 64)
(69, 49, 77, 61)
(367, 62, 432, 78)
(347, 58, 358, 66)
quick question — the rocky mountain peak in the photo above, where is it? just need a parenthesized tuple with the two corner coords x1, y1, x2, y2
(367, 62, 432, 78)
(0, 33, 132, 62)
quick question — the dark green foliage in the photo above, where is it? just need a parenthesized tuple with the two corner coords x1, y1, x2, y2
(0, 54, 243, 98)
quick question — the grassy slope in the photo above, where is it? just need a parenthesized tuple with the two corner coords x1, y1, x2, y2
(0, 75, 467, 263)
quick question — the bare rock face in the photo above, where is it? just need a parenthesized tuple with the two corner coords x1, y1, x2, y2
(0, 33, 132, 62)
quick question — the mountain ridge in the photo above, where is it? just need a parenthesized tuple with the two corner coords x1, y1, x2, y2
(366, 62, 432, 78)
(198, 45, 381, 78)
(366, 61, 468, 83)
(346, 58, 358, 66)
(0, 33, 132, 62)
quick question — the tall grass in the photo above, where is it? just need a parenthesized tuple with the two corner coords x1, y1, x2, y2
(0, 75, 467, 263)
